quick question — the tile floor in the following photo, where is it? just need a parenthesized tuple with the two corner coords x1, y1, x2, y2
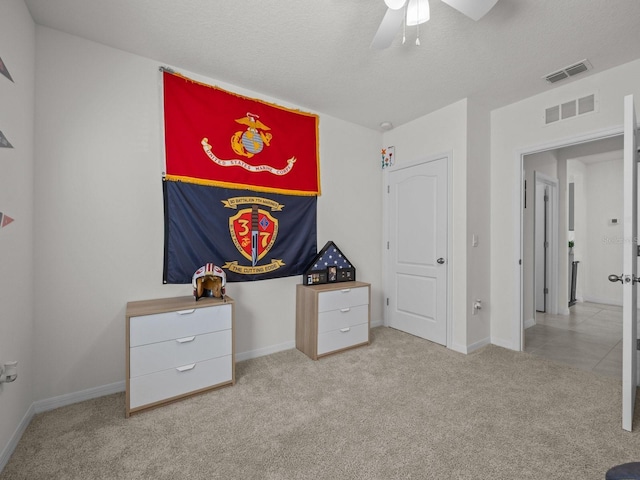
(524, 301, 622, 378)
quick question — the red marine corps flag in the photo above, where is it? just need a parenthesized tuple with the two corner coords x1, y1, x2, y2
(162, 70, 320, 196)
(161, 69, 319, 283)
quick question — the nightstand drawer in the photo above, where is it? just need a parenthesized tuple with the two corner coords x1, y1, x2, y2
(318, 286, 368, 313)
(317, 304, 368, 334)
(317, 322, 369, 356)
(130, 329, 232, 378)
(130, 304, 232, 347)
(129, 355, 232, 409)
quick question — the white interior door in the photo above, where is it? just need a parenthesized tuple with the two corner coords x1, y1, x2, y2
(387, 157, 448, 345)
(621, 94, 638, 432)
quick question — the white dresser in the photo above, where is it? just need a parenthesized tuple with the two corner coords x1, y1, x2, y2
(296, 281, 370, 360)
(125, 295, 234, 417)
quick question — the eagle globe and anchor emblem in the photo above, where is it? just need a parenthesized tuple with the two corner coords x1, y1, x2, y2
(200, 112, 296, 177)
(231, 112, 273, 158)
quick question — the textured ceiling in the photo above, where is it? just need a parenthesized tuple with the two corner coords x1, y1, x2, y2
(23, 0, 640, 131)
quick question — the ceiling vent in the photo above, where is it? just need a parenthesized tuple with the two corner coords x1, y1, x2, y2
(543, 59, 593, 84)
(544, 93, 597, 126)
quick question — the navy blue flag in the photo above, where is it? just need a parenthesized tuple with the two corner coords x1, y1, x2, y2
(163, 181, 317, 283)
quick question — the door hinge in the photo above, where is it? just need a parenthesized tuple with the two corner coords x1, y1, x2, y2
(386, 298, 389, 306)
(387, 185, 390, 193)
(637, 339, 640, 351)
(519, 259, 522, 265)
(544, 288, 549, 294)
(544, 241, 549, 249)
(544, 194, 549, 202)
(387, 241, 390, 250)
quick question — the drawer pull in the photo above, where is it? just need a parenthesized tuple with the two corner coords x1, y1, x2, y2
(340, 308, 351, 313)
(340, 289, 351, 293)
(340, 327, 351, 333)
(176, 363, 196, 372)
(176, 309, 196, 315)
(176, 336, 196, 344)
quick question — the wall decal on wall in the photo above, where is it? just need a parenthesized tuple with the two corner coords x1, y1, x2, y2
(381, 146, 395, 169)
(0, 57, 13, 83)
(0, 131, 13, 148)
(0, 212, 15, 229)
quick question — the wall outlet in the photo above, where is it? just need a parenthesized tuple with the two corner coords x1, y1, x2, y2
(472, 299, 482, 315)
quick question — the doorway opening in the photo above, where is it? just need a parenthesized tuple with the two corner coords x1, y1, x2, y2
(517, 131, 624, 377)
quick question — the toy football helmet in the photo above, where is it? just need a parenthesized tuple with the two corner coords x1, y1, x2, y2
(192, 263, 226, 300)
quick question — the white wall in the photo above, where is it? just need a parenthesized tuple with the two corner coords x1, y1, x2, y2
(491, 58, 640, 349)
(382, 99, 470, 351)
(32, 26, 382, 401)
(567, 159, 587, 302)
(0, 0, 35, 466)
(465, 100, 491, 351)
(584, 157, 624, 305)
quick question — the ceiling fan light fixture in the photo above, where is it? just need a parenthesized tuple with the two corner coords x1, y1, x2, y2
(384, 0, 407, 10)
(406, 0, 430, 26)
(440, 0, 498, 21)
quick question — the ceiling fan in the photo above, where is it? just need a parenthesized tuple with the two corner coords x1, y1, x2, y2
(371, 0, 499, 49)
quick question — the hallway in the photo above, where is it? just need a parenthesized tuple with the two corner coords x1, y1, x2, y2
(524, 302, 622, 378)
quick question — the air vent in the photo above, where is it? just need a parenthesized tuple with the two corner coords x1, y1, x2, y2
(546, 71, 569, 84)
(544, 59, 593, 84)
(544, 93, 597, 126)
(561, 101, 577, 119)
(545, 105, 560, 124)
(578, 94, 595, 115)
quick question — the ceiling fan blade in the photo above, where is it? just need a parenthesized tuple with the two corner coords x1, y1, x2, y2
(371, 7, 406, 49)
(440, 0, 498, 21)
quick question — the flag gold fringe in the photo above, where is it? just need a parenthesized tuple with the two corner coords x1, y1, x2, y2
(164, 174, 319, 197)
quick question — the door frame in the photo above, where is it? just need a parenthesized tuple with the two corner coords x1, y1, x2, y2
(533, 171, 559, 318)
(382, 151, 453, 349)
(622, 94, 638, 431)
(514, 126, 624, 352)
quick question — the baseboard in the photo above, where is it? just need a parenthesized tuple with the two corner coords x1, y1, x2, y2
(524, 317, 536, 329)
(582, 295, 622, 307)
(370, 318, 384, 328)
(0, 403, 35, 473)
(450, 337, 491, 355)
(33, 381, 125, 414)
(448, 337, 490, 354)
(491, 335, 517, 351)
(235, 340, 296, 362)
(466, 337, 491, 354)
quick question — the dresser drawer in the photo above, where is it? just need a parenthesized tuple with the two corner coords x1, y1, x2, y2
(317, 304, 368, 334)
(130, 304, 232, 347)
(317, 286, 368, 313)
(129, 355, 232, 409)
(130, 329, 232, 378)
(317, 322, 369, 356)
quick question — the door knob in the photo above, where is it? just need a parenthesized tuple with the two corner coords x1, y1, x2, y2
(437, 258, 445, 264)
(608, 274, 623, 283)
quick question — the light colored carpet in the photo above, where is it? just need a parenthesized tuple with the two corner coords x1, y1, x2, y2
(2, 326, 640, 479)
